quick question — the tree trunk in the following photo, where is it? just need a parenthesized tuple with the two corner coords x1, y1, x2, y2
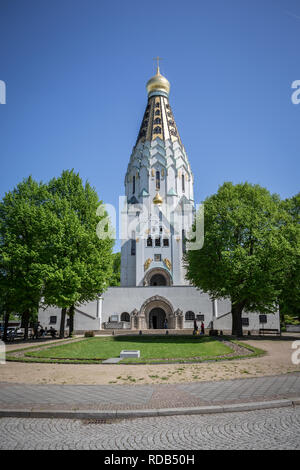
(2, 312, 9, 342)
(68, 305, 75, 337)
(279, 304, 285, 326)
(22, 310, 30, 340)
(231, 302, 244, 337)
(59, 308, 67, 339)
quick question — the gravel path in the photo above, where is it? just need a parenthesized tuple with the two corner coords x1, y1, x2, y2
(1, 337, 299, 385)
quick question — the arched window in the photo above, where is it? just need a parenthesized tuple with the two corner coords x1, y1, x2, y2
(155, 110, 160, 116)
(155, 102, 160, 107)
(121, 312, 130, 322)
(185, 311, 195, 321)
(154, 118, 161, 124)
(154, 126, 162, 134)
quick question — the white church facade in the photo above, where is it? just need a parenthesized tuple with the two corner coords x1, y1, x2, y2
(39, 65, 280, 334)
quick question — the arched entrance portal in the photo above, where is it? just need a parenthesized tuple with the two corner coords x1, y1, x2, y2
(149, 307, 166, 329)
(140, 295, 178, 329)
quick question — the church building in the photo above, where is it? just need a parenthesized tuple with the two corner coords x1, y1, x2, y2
(39, 65, 280, 334)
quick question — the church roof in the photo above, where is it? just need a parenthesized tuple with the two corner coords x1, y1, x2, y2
(135, 67, 183, 148)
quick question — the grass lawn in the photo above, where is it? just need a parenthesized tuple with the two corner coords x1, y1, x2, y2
(25, 336, 232, 363)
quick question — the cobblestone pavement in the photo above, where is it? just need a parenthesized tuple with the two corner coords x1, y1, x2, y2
(0, 373, 299, 410)
(0, 407, 299, 450)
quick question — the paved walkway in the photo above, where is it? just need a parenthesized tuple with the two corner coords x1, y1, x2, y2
(0, 372, 299, 412)
(1, 407, 299, 450)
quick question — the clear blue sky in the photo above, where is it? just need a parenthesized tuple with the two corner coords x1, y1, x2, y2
(0, 0, 299, 251)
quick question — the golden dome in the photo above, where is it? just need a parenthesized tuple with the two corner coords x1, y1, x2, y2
(153, 192, 163, 205)
(146, 66, 170, 96)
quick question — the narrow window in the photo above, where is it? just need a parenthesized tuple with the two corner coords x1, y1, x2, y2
(182, 229, 186, 254)
(156, 171, 160, 190)
(163, 238, 169, 247)
(182, 174, 185, 192)
(133, 175, 135, 194)
(131, 231, 136, 256)
(155, 238, 161, 247)
(147, 237, 152, 247)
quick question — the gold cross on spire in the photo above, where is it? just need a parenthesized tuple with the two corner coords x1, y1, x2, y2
(153, 56, 163, 74)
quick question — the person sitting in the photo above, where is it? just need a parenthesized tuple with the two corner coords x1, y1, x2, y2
(49, 326, 57, 338)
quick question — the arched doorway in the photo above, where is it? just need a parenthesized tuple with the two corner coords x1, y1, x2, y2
(143, 268, 172, 286)
(150, 274, 166, 286)
(140, 295, 175, 329)
(149, 307, 166, 329)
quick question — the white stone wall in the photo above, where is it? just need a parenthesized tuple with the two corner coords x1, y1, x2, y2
(214, 309, 280, 333)
(38, 288, 280, 333)
(101, 286, 213, 324)
(38, 302, 101, 332)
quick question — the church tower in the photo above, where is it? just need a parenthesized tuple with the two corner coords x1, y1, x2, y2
(121, 63, 195, 287)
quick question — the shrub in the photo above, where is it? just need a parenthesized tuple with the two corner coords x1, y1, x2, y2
(84, 331, 95, 338)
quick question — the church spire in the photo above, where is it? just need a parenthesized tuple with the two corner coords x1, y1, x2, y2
(136, 65, 181, 146)
(153, 56, 162, 75)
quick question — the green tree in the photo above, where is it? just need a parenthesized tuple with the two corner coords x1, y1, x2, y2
(184, 182, 293, 336)
(278, 193, 300, 325)
(43, 170, 114, 338)
(110, 252, 121, 286)
(0, 177, 56, 340)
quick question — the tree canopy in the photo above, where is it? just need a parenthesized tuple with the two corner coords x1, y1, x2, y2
(278, 193, 300, 325)
(184, 182, 297, 336)
(0, 170, 114, 339)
